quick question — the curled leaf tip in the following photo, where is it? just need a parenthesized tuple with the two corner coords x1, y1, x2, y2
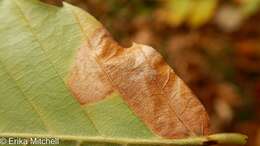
(206, 133, 248, 145)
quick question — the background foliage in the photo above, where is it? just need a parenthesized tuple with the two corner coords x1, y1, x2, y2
(66, 0, 260, 146)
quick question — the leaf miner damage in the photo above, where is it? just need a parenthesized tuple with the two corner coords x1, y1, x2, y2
(68, 28, 210, 138)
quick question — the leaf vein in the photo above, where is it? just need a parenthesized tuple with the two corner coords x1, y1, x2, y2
(13, 0, 100, 135)
(0, 60, 52, 133)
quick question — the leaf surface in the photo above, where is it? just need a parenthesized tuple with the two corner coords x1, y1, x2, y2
(0, 0, 247, 145)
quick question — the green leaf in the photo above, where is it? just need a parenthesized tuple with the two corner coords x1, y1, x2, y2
(0, 0, 247, 145)
(241, 0, 260, 17)
(162, 0, 217, 27)
(188, 0, 218, 28)
(164, 0, 192, 26)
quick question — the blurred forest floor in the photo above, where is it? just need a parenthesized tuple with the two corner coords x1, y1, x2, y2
(66, 0, 260, 145)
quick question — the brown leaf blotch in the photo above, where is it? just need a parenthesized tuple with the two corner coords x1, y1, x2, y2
(68, 28, 210, 138)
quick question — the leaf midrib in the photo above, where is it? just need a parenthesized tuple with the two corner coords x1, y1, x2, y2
(0, 132, 247, 145)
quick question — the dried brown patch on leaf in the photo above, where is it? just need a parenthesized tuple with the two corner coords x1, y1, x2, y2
(68, 43, 113, 104)
(68, 28, 210, 138)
